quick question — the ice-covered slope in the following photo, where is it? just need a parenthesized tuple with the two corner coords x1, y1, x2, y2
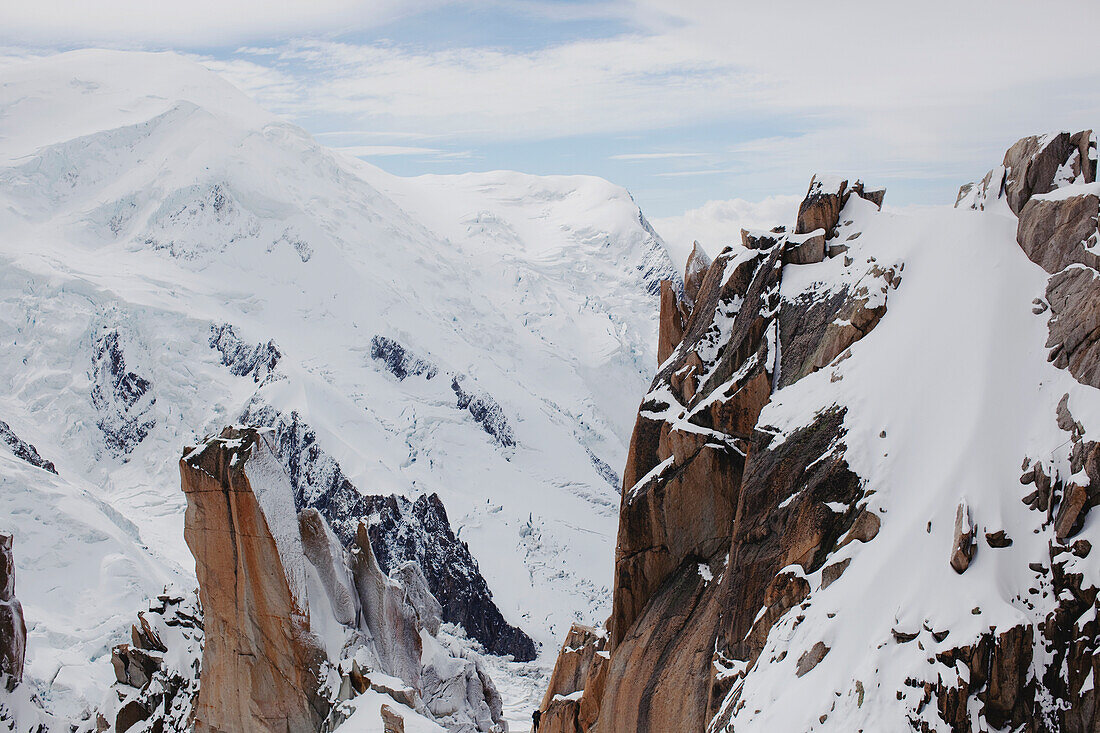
(0, 49, 678, 724)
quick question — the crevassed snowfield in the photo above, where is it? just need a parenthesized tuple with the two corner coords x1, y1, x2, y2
(0, 50, 678, 724)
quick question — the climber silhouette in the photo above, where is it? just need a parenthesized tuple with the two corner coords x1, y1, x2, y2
(532, 708, 542, 731)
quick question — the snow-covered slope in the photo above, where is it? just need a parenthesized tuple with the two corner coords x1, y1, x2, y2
(0, 49, 677, 725)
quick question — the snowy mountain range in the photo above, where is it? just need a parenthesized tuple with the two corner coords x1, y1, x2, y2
(5, 47, 1099, 733)
(0, 49, 679, 730)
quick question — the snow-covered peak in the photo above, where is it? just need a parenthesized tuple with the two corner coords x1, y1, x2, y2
(0, 50, 679, 727)
(0, 50, 275, 164)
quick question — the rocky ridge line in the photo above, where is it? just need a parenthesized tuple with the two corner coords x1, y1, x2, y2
(539, 175, 894, 732)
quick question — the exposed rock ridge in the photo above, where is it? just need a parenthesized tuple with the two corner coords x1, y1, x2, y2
(541, 175, 895, 733)
(370, 335, 515, 448)
(957, 131, 1100, 391)
(209, 323, 281, 384)
(100, 591, 203, 733)
(178, 425, 507, 733)
(0, 420, 56, 474)
(240, 399, 537, 660)
(91, 328, 155, 457)
(917, 393, 1100, 732)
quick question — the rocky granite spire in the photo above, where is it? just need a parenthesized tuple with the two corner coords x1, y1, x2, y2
(538, 129, 1100, 733)
(0, 533, 25, 691)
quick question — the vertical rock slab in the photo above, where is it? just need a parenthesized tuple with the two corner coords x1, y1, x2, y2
(683, 241, 713, 306)
(539, 624, 607, 711)
(657, 280, 685, 364)
(180, 427, 330, 733)
(350, 520, 424, 689)
(0, 533, 25, 690)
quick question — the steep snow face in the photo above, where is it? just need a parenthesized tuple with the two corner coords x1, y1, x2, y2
(0, 49, 677, 722)
(717, 197, 1100, 730)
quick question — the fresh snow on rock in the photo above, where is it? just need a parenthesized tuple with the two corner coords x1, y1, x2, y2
(717, 188, 1100, 731)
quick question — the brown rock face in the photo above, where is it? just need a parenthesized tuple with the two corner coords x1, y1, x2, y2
(851, 180, 886, 209)
(796, 175, 849, 238)
(595, 556, 725, 733)
(1045, 266, 1100, 389)
(926, 625, 1036, 730)
(657, 280, 685, 364)
(957, 129, 1096, 212)
(537, 624, 609, 733)
(777, 263, 898, 390)
(380, 704, 405, 733)
(741, 227, 785, 250)
(1003, 132, 1089, 214)
(0, 533, 26, 690)
(539, 624, 607, 709)
(684, 241, 713, 306)
(782, 230, 826, 265)
(540, 697, 582, 733)
(1017, 193, 1100, 274)
(545, 173, 895, 733)
(181, 427, 330, 733)
(795, 641, 829, 678)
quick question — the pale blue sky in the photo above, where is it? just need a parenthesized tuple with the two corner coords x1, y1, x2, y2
(3, 0, 1100, 221)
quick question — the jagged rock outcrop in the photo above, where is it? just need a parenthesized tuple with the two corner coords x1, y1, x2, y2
(657, 280, 685, 364)
(922, 393, 1100, 731)
(91, 328, 156, 457)
(368, 336, 515, 448)
(541, 175, 894, 733)
(795, 174, 885, 241)
(100, 592, 203, 733)
(1045, 260, 1100, 389)
(684, 241, 712, 306)
(1017, 192, 1100, 274)
(350, 520, 425, 689)
(957, 130, 1096, 213)
(177, 426, 507, 733)
(0, 420, 56, 474)
(959, 131, 1100, 392)
(240, 400, 536, 660)
(181, 427, 331, 732)
(209, 323, 281, 383)
(537, 624, 607, 729)
(0, 534, 26, 691)
(949, 502, 976, 574)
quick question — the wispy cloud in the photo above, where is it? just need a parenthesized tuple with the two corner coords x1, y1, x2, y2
(334, 145, 472, 160)
(3, 0, 1099, 211)
(655, 168, 738, 178)
(336, 145, 445, 157)
(610, 152, 702, 160)
(0, 0, 448, 45)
